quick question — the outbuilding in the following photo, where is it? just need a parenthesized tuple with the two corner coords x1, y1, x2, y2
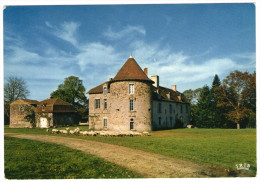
(35, 98, 76, 128)
(10, 99, 39, 128)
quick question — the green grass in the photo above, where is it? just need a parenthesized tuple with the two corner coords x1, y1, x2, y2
(4, 125, 256, 176)
(4, 137, 140, 179)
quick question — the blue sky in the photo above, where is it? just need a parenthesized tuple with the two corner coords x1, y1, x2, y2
(4, 4, 256, 101)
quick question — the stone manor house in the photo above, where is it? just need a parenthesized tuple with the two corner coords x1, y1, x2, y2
(88, 56, 190, 132)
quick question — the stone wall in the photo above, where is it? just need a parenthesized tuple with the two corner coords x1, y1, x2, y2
(35, 112, 53, 128)
(109, 81, 152, 132)
(10, 104, 35, 128)
(89, 92, 111, 130)
(152, 101, 190, 130)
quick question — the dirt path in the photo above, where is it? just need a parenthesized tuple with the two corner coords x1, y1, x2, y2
(4, 133, 227, 178)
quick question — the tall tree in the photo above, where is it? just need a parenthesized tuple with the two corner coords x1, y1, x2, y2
(210, 74, 224, 128)
(4, 76, 30, 125)
(51, 76, 89, 122)
(216, 71, 255, 129)
(4, 76, 30, 102)
(193, 86, 213, 128)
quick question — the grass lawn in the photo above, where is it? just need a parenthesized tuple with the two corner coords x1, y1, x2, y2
(4, 137, 140, 179)
(4, 125, 257, 176)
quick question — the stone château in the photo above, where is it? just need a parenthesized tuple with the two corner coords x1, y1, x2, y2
(87, 56, 190, 132)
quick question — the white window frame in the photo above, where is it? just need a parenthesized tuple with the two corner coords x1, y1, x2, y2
(95, 99, 100, 109)
(130, 99, 134, 111)
(129, 84, 134, 94)
(103, 86, 107, 96)
(104, 99, 107, 110)
(103, 117, 107, 128)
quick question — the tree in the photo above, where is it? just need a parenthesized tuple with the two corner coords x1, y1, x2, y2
(216, 71, 255, 129)
(4, 76, 30, 102)
(4, 76, 30, 125)
(51, 76, 89, 122)
(183, 88, 202, 105)
(210, 74, 225, 128)
(193, 86, 213, 128)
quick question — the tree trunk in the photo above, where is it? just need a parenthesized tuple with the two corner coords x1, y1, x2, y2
(237, 123, 240, 129)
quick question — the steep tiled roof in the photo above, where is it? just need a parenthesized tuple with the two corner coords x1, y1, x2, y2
(152, 86, 189, 103)
(35, 98, 75, 113)
(113, 57, 154, 83)
(11, 99, 39, 105)
(87, 82, 109, 94)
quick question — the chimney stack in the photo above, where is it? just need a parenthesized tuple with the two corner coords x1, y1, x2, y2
(144, 68, 148, 76)
(151, 75, 159, 88)
(172, 85, 176, 91)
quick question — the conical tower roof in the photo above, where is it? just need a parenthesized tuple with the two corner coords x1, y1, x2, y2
(113, 56, 154, 83)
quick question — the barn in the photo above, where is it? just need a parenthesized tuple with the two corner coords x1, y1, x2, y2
(35, 98, 76, 128)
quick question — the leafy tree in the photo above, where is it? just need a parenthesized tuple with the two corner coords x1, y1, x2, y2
(216, 71, 255, 129)
(193, 86, 213, 128)
(4, 76, 30, 125)
(51, 76, 89, 122)
(183, 88, 202, 105)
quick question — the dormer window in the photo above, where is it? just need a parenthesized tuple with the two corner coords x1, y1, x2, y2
(42, 104, 46, 111)
(103, 86, 107, 96)
(129, 84, 134, 94)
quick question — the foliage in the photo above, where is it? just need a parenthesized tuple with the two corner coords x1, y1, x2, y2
(183, 88, 202, 105)
(24, 106, 36, 127)
(51, 76, 89, 122)
(4, 137, 139, 179)
(4, 102, 10, 125)
(193, 86, 213, 128)
(216, 71, 255, 129)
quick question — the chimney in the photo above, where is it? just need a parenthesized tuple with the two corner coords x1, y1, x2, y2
(109, 78, 113, 81)
(178, 94, 182, 101)
(151, 75, 159, 88)
(172, 85, 176, 91)
(144, 68, 148, 76)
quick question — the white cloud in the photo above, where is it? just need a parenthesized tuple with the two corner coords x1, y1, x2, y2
(76, 42, 121, 72)
(103, 25, 146, 40)
(47, 21, 80, 47)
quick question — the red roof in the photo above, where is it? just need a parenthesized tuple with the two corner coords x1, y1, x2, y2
(113, 57, 154, 83)
(35, 98, 75, 113)
(87, 81, 109, 94)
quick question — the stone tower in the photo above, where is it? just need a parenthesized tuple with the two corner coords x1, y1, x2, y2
(108, 56, 154, 131)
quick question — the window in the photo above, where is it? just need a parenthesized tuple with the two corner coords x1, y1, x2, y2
(104, 99, 107, 109)
(103, 86, 107, 96)
(42, 104, 46, 111)
(95, 99, 100, 109)
(130, 122, 134, 130)
(169, 104, 172, 113)
(104, 118, 107, 128)
(130, 99, 134, 111)
(170, 117, 173, 127)
(129, 84, 134, 94)
(158, 103, 162, 113)
(159, 117, 161, 125)
(19, 106, 24, 112)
